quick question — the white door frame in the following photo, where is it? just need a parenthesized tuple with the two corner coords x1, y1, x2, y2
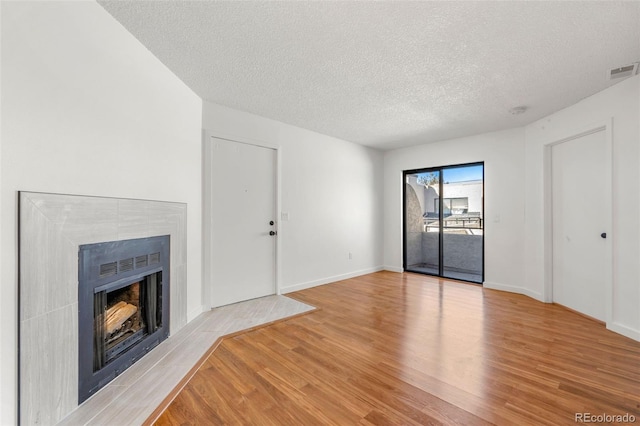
(542, 118, 613, 324)
(202, 129, 282, 310)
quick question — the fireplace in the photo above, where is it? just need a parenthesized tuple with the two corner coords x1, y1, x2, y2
(78, 235, 170, 403)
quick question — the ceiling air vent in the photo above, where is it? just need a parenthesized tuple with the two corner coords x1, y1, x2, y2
(608, 63, 638, 80)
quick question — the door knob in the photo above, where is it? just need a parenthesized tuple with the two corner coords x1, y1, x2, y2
(601, 232, 607, 239)
(269, 231, 277, 236)
(269, 221, 274, 226)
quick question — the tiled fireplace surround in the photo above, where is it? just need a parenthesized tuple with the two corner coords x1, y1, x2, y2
(19, 192, 316, 425)
(19, 192, 188, 425)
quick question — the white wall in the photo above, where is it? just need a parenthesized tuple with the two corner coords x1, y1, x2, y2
(0, 0, 3, 417)
(383, 128, 527, 294)
(384, 76, 640, 342)
(2, 4, 637, 425)
(1, 2, 203, 424)
(524, 75, 640, 340)
(202, 102, 384, 294)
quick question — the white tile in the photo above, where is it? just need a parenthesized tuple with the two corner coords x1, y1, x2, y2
(20, 304, 78, 426)
(38, 194, 119, 244)
(20, 198, 77, 320)
(116, 198, 150, 240)
(56, 385, 125, 426)
(67, 296, 314, 424)
(87, 364, 191, 426)
(19, 193, 312, 426)
(19, 192, 190, 425)
(156, 331, 219, 369)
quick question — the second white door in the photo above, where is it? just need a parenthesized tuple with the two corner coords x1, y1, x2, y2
(551, 129, 608, 321)
(209, 137, 277, 307)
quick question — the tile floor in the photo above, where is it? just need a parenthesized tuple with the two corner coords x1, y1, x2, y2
(56, 295, 315, 425)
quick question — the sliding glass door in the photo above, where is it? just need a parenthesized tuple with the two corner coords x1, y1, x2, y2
(403, 162, 484, 284)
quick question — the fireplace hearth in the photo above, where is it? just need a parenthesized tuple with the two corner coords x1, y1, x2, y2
(19, 192, 187, 425)
(78, 235, 170, 403)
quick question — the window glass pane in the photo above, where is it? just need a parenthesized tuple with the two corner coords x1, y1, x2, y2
(404, 163, 483, 284)
(404, 170, 439, 276)
(442, 165, 483, 283)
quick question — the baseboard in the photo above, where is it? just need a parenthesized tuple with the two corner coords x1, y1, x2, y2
(607, 321, 640, 342)
(383, 265, 404, 273)
(483, 281, 544, 302)
(281, 266, 384, 294)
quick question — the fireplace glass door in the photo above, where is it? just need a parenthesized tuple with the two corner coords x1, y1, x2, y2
(93, 272, 162, 371)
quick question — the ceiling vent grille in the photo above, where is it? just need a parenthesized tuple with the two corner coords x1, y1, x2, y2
(608, 63, 638, 80)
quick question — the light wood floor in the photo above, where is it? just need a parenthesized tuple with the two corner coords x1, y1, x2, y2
(154, 271, 640, 425)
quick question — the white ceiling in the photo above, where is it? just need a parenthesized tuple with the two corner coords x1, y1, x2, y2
(98, 1, 640, 151)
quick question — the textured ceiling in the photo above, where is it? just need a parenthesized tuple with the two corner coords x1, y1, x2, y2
(98, 1, 640, 151)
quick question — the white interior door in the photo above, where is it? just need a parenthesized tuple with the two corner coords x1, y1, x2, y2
(209, 137, 277, 307)
(551, 130, 608, 321)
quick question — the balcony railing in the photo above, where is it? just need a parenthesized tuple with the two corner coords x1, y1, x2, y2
(424, 213, 483, 231)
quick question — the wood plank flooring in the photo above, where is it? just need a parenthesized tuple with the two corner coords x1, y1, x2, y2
(154, 271, 640, 425)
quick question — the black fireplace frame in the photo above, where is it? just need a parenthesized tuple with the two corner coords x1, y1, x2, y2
(78, 235, 170, 403)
